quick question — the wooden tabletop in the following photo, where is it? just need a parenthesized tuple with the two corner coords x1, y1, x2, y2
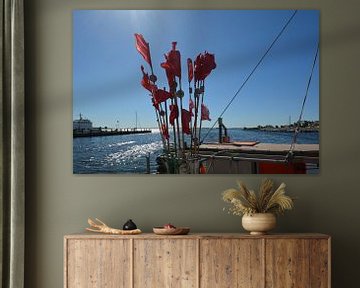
(65, 232, 330, 240)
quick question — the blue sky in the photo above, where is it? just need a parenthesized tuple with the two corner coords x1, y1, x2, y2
(73, 10, 319, 128)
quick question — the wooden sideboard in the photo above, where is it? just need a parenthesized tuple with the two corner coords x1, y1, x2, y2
(64, 233, 330, 288)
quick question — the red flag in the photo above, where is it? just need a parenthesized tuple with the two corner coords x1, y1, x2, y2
(153, 89, 172, 105)
(161, 42, 181, 88)
(161, 56, 176, 91)
(187, 58, 193, 82)
(181, 109, 192, 135)
(189, 99, 195, 116)
(140, 66, 157, 92)
(201, 103, 211, 121)
(135, 33, 153, 68)
(161, 124, 169, 140)
(168, 42, 181, 78)
(152, 97, 159, 111)
(194, 52, 216, 82)
(169, 104, 179, 126)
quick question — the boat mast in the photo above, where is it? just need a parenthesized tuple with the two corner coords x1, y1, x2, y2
(135, 111, 138, 130)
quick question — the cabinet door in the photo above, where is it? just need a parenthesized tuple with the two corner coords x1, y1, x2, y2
(200, 239, 264, 288)
(265, 239, 329, 288)
(309, 239, 330, 288)
(266, 239, 309, 288)
(66, 239, 131, 288)
(134, 239, 198, 288)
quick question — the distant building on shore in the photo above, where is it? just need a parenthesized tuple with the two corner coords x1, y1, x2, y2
(73, 114, 93, 130)
(243, 120, 319, 132)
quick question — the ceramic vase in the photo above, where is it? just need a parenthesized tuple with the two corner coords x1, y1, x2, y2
(242, 213, 276, 235)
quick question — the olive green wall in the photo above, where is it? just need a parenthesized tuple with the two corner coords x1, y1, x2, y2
(24, 0, 360, 287)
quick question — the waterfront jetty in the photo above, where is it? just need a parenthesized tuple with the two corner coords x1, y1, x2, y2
(73, 114, 151, 138)
(73, 127, 151, 138)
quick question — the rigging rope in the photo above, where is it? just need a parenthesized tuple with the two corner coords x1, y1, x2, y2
(200, 10, 298, 144)
(287, 43, 319, 157)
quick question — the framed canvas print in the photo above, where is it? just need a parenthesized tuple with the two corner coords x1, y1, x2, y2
(73, 10, 319, 174)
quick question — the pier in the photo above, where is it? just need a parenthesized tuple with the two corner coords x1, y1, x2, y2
(73, 128, 151, 138)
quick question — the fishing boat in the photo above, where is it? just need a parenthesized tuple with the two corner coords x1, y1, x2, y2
(155, 123, 319, 174)
(134, 10, 319, 174)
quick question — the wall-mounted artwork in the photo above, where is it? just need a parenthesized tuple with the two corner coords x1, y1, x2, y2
(73, 10, 319, 174)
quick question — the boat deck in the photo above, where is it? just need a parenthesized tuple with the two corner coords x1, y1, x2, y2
(195, 142, 319, 174)
(200, 142, 319, 156)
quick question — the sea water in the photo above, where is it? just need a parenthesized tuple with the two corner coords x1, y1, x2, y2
(73, 128, 319, 174)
